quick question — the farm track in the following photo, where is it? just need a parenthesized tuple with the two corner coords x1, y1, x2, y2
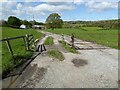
(2, 30, 118, 88)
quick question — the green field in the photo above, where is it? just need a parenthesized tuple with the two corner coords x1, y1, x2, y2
(46, 27, 118, 49)
(2, 27, 43, 77)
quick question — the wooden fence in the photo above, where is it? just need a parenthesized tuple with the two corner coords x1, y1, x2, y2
(0, 34, 34, 58)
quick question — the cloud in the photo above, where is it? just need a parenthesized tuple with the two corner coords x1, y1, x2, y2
(86, 1, 118, 12)
(1, 1, 75, 20)
(0, 0, 118, 21)
(24, 0, 73, 2)
(30, 3, 74, 12)
(16, 3, 23, 10)
(73, 0, 84, 5)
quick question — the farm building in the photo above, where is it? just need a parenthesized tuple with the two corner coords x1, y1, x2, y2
(20, 24, 26, 29)
(33, 25, 45, 30)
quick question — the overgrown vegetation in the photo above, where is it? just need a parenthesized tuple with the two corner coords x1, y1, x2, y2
(44, 36, 54, 45)
(47, 50, 65, 61)
(59, 40, 79, 53)
(47, 28, 118, 49)
(2, 27, 43, 78)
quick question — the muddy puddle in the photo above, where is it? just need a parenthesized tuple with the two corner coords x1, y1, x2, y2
(72, 58, 88, 68)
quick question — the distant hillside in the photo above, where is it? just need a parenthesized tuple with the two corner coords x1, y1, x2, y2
(63, 19, 118, 29)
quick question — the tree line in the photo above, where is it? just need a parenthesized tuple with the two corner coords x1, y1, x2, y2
(0, 13, 119, 30)
(0, 16, 44, 28)
(64, 20, 118, 29)
(0, 13, 63, 30)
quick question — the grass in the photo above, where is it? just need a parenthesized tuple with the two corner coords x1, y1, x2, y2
(44, 36, 54, 45)
(47, 50, 65, 61)
(59, 40, 79, 53)
(2, 27, 43, 78)
(80, 27, 103, 31)
(46, 27, 118, 49)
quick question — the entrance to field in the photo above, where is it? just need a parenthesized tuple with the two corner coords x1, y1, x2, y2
(74, 42, 109, 50)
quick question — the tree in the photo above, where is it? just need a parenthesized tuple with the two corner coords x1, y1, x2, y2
(8, 16, 21, 28)
(22, 20, 32, 28)
(45, 13, 63, 30)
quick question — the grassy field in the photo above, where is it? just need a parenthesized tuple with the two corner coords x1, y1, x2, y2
(59, 40, 79, 53)
(2, 27, 43, 77)
(44, 36, 54, 45)
(46, 27, 118, 49)
(47, 50, 65, 61)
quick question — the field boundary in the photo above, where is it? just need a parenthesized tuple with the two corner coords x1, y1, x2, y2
(0, 34, 34, 62)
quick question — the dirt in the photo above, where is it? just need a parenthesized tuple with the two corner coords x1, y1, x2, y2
(20, 67, 47, 88)
(118, 80, 120, 84)
(71, 59, 88, 67)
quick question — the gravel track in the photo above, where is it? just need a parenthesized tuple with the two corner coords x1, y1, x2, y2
(3, 31, 118, 88)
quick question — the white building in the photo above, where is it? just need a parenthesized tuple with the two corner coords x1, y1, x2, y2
(33, 25, 45, 30)
(20, 24, 26, 29)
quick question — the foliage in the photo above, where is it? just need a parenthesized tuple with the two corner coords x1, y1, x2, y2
(8, 16, 21, 28)
(47, 28, 118, 49)
(47, 50, 65, 61)
(64, 19, 118, 29)
(2, 27, 43, 78)
(44, 36, 54, 45)
(59, 40, 79, 53)
(46, 13, 63, 29)
(29, 20, 44, 25)
(22, 20, 32, 28)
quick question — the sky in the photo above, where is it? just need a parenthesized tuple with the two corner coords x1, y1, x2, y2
(0, 0, 119, 22)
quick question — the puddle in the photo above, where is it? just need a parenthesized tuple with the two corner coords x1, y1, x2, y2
(71, 59, 88, 67)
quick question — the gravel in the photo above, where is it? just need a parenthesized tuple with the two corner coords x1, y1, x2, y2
(4, 31, 118, 88)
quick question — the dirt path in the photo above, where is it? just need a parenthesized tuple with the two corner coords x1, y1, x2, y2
(4, 31, 118, 88)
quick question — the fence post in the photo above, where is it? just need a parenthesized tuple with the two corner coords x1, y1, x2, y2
(23, 37, 27, 51)
(43, 44, 46, 51)
(6, 38, 14, 56)
(6, 38, 15, 64)
(26, 34, 29, 51)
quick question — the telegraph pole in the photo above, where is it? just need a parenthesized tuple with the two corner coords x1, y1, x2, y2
(33, 14, 35, 29)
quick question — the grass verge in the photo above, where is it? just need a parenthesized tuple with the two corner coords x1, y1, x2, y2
(59, 40, 79, 54)
(44, 36, 54, 45)
(47, 50, 65, 61)
(46, 28, 118, 49)
(2, 27, 43, 78)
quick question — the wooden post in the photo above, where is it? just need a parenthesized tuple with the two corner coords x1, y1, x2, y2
(23, 37, 27, 51)
(40, 44, 43, 52)
(6, 38, 15, 64)
(6, 38, 14, 56)
(43, 44, 46, 51)
(26, 34, 29, 50)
